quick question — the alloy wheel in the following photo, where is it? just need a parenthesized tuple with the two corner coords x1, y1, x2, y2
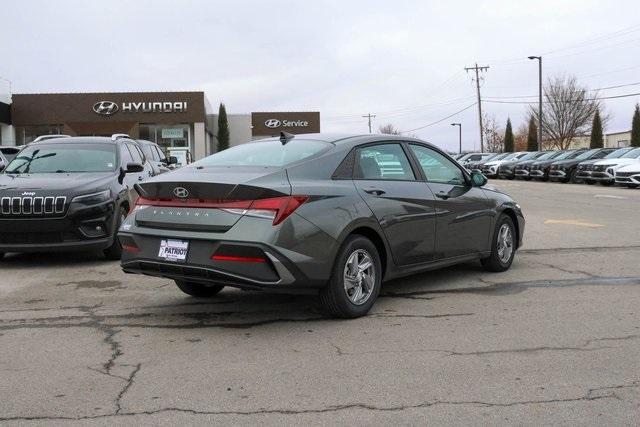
(343, 249, 376, 305)
(497, 224, 514, 264)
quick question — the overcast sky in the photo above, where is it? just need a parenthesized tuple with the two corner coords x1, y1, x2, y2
(1, 0, 639, 151)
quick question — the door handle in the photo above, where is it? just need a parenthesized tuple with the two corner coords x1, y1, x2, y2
(435, 191, 450, 200)
(138, 176, 144, 181)
(364, 187, 386, 196)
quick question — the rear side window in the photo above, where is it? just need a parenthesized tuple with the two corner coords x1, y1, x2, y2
(355, 144, 415, 181)
(196, 139, 330, 167)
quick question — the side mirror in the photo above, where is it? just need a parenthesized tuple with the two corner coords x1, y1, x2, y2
(470, 170, 488, 187)
(166, 156, 178, 165)
(125, 163, 144, 174)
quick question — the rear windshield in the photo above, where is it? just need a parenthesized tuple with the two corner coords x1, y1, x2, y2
(196, 139, 330, 167)
(5, 144, 117, 174)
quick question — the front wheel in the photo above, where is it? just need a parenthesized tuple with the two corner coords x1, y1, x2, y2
(481, 214, 517, 272)
(175, 281, 225, 297)
(320, 235, 382, 318)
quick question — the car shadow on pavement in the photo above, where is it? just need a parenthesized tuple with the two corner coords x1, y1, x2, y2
(0, 251, 112, 269)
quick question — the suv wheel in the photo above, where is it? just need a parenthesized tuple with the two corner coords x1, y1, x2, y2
(103, 206, 127, 260)
(175, 280, 224, 297)
(481, 214, 516, 272)
(320, 235, 382, 318)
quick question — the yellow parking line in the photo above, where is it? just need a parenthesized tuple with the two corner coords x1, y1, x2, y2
(544, 219, 605, 228)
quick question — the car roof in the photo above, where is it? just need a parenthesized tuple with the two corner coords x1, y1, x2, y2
(254, 133, 445, 152)
(29, 136, 130, 145)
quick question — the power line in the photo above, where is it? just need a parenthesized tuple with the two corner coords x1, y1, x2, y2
(484, 81, 640, 100)
(483, 91, 640, 105)
(400, 103, 477, 133)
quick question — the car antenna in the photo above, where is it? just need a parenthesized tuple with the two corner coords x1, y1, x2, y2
(280, 131, 295, 145)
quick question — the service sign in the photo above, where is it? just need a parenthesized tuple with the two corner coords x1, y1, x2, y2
(251, 112, 320, 136)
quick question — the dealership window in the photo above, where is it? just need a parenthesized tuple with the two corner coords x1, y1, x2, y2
(139, 124, 191, 149)
(15, 125, 64, 145)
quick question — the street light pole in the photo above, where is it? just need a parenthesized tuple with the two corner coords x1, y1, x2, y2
(528, 56, 543, 151)
(451, 123, 462, 154)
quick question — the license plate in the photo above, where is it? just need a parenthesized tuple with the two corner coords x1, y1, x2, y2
(158, 239, 189, 262)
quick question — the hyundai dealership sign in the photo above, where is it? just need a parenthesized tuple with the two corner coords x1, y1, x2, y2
(93, 100, 188, 115)
(252, 112, 320, 136)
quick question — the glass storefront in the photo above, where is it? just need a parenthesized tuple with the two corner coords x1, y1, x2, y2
(15, 125, 64, 145)
(139, 124, 191, 150)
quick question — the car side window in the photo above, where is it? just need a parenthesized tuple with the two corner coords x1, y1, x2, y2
(409, 144, 466, 185)
(355, 144, 415, 181)
(155, 146, 166, 161)
(119, 144, 134, 167)
(127, 144, 144, 164)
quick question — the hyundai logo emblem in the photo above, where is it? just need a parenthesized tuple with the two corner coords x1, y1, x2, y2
(93, 101, 119, 115)
(264, 119, 281, 128)
(173, 187, 189, 199)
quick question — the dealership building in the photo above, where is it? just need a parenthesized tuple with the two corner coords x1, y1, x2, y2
(0, 90, 320, 161)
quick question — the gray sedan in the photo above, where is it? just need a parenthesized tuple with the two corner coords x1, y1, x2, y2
(119, 133, 524, 318)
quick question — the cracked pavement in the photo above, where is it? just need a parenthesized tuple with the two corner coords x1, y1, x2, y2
(1, 181, 639, 425)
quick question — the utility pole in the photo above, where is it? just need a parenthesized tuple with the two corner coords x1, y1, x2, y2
(528, 56, 543, 151)
(362, 113, 376, 133)
(464, 63, 489, 152)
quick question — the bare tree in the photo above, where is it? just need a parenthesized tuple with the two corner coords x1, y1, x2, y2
(530, 75, 605, 150)
(378, 123, 401, 135)
(514, 121, 529, 151)
(482, 112, 503, 153)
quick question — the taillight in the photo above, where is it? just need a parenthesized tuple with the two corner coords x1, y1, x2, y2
(246, 196, 308, 225)
(133, 195, 308, 226)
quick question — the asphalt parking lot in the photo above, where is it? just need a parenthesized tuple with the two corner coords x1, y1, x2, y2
(1, 180, 639, 425)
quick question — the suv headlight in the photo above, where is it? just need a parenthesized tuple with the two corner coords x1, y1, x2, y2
(72, 190, 111, 205)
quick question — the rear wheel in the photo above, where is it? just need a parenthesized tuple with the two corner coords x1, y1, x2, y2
(103, 206, 128, 260)
(481, 214, 516, 272)
(175, 280, 225, 297)
(320, 235, 382, 318)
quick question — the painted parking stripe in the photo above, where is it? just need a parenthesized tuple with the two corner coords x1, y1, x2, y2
(544, 219, 605, 228)
(594, 194, 627, 200)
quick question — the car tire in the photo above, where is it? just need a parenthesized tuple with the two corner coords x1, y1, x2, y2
(481, 214, 517, 272)
(319, 235, 382, 318)
(601, 181, 614, 186)
(626, 184, 639, 189)
(567, 170, 577, 183)
(175, 280, 225, 297)
(103, 206, 127, 260)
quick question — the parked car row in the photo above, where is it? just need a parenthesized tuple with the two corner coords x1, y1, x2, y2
(458, 147, 640, 188)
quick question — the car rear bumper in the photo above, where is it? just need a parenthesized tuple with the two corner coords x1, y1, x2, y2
(119, 214, 339, 292)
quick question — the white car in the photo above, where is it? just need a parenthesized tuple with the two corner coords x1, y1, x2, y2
(456, 152, 494, 167)
(614, 162, 640, 188)
(481, 151, 529, 178)
(591, 147, 640, 185)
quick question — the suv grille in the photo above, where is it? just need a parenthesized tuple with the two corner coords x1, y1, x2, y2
(0, 196, 66, 216)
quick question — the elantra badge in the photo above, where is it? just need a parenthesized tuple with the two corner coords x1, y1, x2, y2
(173, 187, 189, 198)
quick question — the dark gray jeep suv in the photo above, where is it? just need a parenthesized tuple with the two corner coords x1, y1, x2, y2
(120, 133, 524, 318)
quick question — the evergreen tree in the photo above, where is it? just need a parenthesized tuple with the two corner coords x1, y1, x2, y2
(526, 115, 538, 151)
(631, 104, 640, 147)
(589, 109, 604, 148)
(217, 103, 230, 151)
(503, 118, 514, 152)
